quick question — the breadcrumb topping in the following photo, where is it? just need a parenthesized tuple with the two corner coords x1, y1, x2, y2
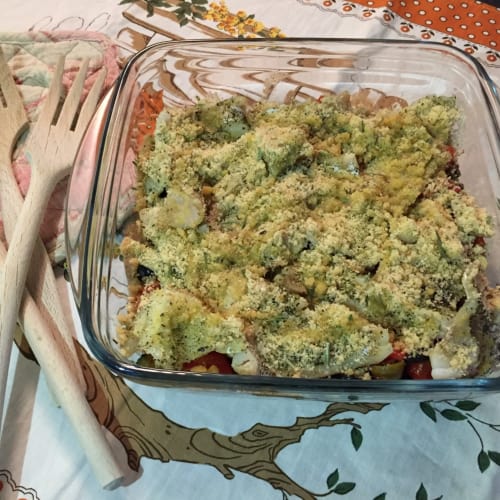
(118, 93, 498, 378)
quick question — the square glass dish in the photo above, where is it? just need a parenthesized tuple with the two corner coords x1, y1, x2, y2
(66, 39, 500, 401)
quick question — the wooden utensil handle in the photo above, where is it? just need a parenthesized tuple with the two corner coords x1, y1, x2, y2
(0, 242, 124, 489)
(0, 154, 86, 392)
(0, 169, 55, 424)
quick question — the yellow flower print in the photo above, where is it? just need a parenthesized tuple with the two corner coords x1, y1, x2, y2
(204, 1, 285, 38)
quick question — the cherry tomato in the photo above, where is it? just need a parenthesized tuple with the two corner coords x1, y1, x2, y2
(182, 352, 235, 374)
(405, 359, 433, 380)
(445, 144, 457, 158)
(384, 349, 406, 362)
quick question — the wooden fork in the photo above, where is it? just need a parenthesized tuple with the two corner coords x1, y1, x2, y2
(0, 50, 86, 396)
(0, 56, 106, 420)
(0, 50, 27, 160)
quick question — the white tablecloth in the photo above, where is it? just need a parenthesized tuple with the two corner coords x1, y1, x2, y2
(1, 2, 499, 499)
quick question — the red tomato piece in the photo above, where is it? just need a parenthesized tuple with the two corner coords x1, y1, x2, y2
(445, 145, 456, 158)
(384, 349, 406, 362)
(182, 352, 235, 374)
(405, 359, 433, 380)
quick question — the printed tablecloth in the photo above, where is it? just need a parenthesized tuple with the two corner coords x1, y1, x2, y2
(0, 2, 499, 499)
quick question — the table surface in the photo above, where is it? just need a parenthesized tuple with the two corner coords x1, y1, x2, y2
(1, 2, 500, 499)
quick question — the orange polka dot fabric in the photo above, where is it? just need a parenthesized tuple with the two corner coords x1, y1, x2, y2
(311, 0, 500, 65)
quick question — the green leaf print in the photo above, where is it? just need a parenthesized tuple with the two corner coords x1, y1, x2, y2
(478, 450, 491, 472)
(415, 483, 443, 500)
(333, 482, 356, 495)
(440, 409, 467, 421)
(454, 401, 481, 411)
(350, 427, 363, 451)
(326, 469, 339, 489)
(416, 483, 428, 500)
(326, 469, 357, 496)
(119, 0, 206, 20)
(419, 402, 437, 422)
(410, 400, 500, 479)
(488, 450, 500, 466)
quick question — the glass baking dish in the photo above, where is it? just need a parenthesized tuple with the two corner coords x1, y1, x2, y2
(65, 38, 500, 401)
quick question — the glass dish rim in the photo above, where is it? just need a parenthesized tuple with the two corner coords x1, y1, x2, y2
(72, 37, 500, 397)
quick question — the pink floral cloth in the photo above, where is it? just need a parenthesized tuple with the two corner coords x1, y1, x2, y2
(0, 31, 120, 262)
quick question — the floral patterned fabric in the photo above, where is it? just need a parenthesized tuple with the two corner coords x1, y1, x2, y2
(0, 31, 120, 262)
(0, 1, 499, 500)
(303, 0, 499, 63)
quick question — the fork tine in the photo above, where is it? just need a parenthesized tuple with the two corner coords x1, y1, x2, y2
(0, 46, 7, 76)
(0, 48, 19, 108)
(0, 48, 24, 112)
(57, 58, 89, 131)
(36, 55, 65, 129)
(74, 67, 106, 137)
(0, 48, 28, 155)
